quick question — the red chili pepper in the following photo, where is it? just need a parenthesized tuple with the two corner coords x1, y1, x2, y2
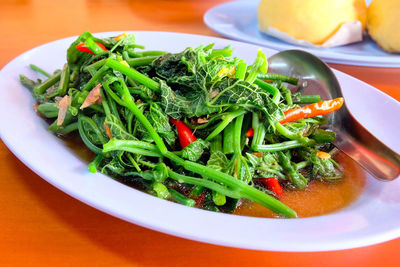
(246, 127, 254, 137)
(76, 42, 107, 55)
(280, 97, 344, 124)
(258, 177, 283, 198)
(169, 118, 197, 148)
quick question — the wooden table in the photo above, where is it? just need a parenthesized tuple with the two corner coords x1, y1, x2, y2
(1, 1, 399, 266)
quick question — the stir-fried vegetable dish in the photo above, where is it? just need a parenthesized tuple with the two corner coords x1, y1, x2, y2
(20, 32, 345, 218)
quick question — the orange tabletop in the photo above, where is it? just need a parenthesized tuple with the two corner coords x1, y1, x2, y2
(1, 1, 399, 266)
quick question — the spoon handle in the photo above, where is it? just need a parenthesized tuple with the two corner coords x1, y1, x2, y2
(333, 106, 400, 181)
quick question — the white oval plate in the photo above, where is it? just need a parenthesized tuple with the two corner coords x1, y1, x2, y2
(204, 0, 400, 67)
(1, 31, 400, 252)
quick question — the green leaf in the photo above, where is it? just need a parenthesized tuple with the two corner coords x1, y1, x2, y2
(101, 156, 125, 175)
(155, 46, 239, 119)
(159, 79, 219, 120)
(228, 154, 253, 184)
(132, 102, 176, 145)
(254, 152, 285, 179)
(181, 139, 209, 162)
(119, 33, 137, 50)
(210, 78, 284, 124)
(102, 156, 168, 183)
(79, 115, 107, 145)
(104, 113, 136, 140)
(148, 102, 175, 145)
(309, 150, 342, 181)
(66, 31, 95, 66)
(206, 151, 229, 172)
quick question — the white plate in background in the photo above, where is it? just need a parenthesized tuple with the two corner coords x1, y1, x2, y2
(204, 1, 400, 67)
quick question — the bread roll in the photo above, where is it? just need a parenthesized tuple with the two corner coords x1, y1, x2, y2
(368, 0, 400, 53)
(258, 0, 367, 45)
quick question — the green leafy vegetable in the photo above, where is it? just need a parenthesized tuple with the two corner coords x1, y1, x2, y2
(19, 31, 346, 218)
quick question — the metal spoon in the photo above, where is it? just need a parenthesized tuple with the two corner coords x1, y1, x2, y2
(268, 49, 400, 181)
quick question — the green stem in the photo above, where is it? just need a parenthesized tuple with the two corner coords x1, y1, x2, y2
(275, 123, 300, 140)
(37, 103, 58, 118)
(83, 58, 106, 73)
(189, 185, 204, 198)
(293, 94, 322, 104)
(126, 56, 158, 67)
(251, 112, 266, 150)
(88, 154, 103, 173)
(103, 139, 162, 157)
(280, 84, 293, 106)
(54, 63, 70, 96)
(127, 153, 141, 172)
(235, 61, 247, 80)
(100, 88, 111, 117)
(19, 75, 37, 91)
(208, 46, 233, 59)
(183, 161, 297, 218)
(278, 151, 307, 190)
(152, 182, 170, 199)
(257, 73, 298, 85)
(212, 191, 226, 206)
(58, 122, 78, 135)
(164, 151, 185, 165)
(254, 140, 314, 152)
(254, 78, 281, 104)
(30, 64, 51, 78)
(118, 78, 168, 154)
(33, 72, 61, 95)
(77, 115, 104, 155)
(106, 58, 160, 92)
(296, 161, 310, 170)
(206, 109, 246, 141)
(275, 123, 311, 145)
(81, 65, 109, 92)
(85, 37, 105, 55)
(128, 50, 167, 58)
(169, 170, 241, 199)
(210, 133, 222, 153)
(169, 189, 196, 207)
(222, 122, 235, 154)
(102, 82, 125, 106)
(107, 89, 123, 122)
(233, 114, 244, 155)
(245, 50, 267, 84)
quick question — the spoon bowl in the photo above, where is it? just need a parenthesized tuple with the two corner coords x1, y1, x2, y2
(268, 50, 400, 181)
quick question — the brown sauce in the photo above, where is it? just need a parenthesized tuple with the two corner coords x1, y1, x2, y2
(62, 135, 366, 219)
(61, 133, 95, 163)
(234, 152, 366, 218)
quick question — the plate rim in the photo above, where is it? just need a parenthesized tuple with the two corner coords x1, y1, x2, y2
(1, 30, 400, 252)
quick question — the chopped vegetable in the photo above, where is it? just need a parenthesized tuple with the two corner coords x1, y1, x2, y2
(258, 177, 283, 198)
(20, 31, 346, 218)
(246, 127, 254, 137)
(56, 95, 71, 126)
(169, 118, 197, 149)
(114, 32, 128, 41)
(317, 151, 331, 160)
(80, 83, 102, 109)
(280, 98, 344, 124)
(76, 41, 107, 55)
